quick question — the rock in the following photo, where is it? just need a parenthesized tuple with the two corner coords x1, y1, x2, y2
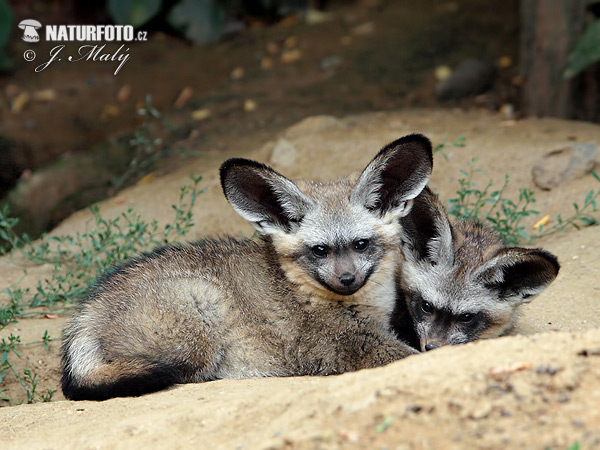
(32, 89, 57, 102)
(230, 66, 244, 80)
(283, 36, 297, 49)
(174, 87, 193, 109)
(466, 402, 493, 420)
(243, 99, 257, 112)
(116, 85, 131, 103)
(5, 146, 130, 238)
(435, 65, 452, 81)
(191, 108, 211, 121)
(281, 49, 302, 64)
(497, 55, 512, 69)
(352, 22, 375, 36)
(284, 115, 341, 138)
(436, 59, 495, 101)
(305, 9, 333, 25)
(320, 55, 342, 71)
(260, 57, 273, 70)
(10, 91, 30, 114)
(270, 139, 297, 168)
(100, 104, 120, 121)
(532, 142, 597, 190)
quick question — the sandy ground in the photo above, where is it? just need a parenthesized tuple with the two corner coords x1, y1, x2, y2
(1, 109, 599, 448)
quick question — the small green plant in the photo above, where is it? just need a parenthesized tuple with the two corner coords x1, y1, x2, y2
(112, 94, 178, 188)
(1, 174, 203, 328)
(433, 133, 466, 161)
(0, 174, 204, 405)
(447, 158, 600, 245)
(0, 332, 56, 405)
(374, 416, 394, 433)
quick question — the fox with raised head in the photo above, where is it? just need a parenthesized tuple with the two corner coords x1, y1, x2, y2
(61, 134, 433, 401)
(392, 186, 560, 352)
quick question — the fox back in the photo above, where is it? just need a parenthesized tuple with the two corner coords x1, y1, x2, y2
(393, 187, 560, 351)
(61, 134, 433, 400)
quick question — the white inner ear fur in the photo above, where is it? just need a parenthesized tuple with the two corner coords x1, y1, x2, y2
(426, 216, 454, 265)
(381, 199, 413, 225)
(351, 164, 430, 221)
(265, 176, 314, 222)
(350, 154, 390, 209)
(228, 171, 314, 235)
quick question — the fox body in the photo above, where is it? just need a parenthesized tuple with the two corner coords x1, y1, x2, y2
(393, 187, 560, 352)
(61, 134, 433, 400)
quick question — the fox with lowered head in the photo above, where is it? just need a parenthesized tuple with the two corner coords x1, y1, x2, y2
(392, 186, 560, 352)
(61, 134, 433, 401)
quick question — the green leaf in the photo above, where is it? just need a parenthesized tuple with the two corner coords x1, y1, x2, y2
(375, 416, 393, 433)
(584, 189, 594, 205)
(107, 0, 161, 28)
(0, 0, 13, 72)
(168, 0, 227, 45)
(564, 20, 600, 79)
(0, 49, 13, 71)
(0, 0, 13, 48)
(578, 217, 598, 226)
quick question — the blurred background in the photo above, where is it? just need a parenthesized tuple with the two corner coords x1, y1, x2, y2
(0, 0, 598, 243)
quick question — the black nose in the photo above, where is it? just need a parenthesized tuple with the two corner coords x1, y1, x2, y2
(425, 343, 439, 351)
(339, 272, 356, 286)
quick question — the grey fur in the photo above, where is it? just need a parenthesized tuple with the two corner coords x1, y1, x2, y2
(394, 187, 560, 352)
(61, 134, 433, 400)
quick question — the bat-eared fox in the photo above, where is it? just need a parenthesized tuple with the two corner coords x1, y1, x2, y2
(392, 186, 560, 352)
(61, 134, 433, 400)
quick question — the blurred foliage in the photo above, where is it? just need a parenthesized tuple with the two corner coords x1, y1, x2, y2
(108, 0, 162, 28)
(222, 0, 308, 16)
(0, 0, 14, 71)
(564, 19, 600, 79)
(564, 0, 600, 79)
(105, 0, 307, 44)
(168, 0, 227, 45)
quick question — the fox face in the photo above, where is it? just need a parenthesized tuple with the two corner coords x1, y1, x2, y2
(395, 187, 560, 352)
(286, 209, 389, 296)
(221, 134, 433, 303)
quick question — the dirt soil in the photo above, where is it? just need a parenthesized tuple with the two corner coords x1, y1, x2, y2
(1, 109, 599, 449)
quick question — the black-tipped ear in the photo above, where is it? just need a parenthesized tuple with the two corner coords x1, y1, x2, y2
(399, 186, 454, 264)
(351, 134, 433, 218)
(220, 158, 313, 234)
(477, 248, 560, 302)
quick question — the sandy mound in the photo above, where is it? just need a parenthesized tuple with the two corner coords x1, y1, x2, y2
(1, 109, 599, 448)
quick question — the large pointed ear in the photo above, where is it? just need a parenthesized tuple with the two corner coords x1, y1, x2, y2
(350, 134, 433, 220)
(220, 158, 314, 234)
(475, 248, 560, 303)
(399, 186, 454, 265)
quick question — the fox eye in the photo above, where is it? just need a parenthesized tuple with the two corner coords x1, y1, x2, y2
(311, 245, 329, 258)
(421, 301, 433, 314)
(459, 313, 474, 323)
(353, 239, 369, 251)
